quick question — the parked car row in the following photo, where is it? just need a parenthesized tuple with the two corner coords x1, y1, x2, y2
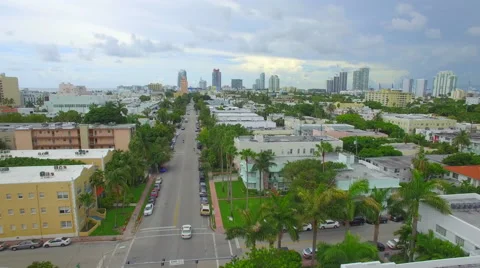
(145, 177, 163, 216)
(0, 238, 72, 252)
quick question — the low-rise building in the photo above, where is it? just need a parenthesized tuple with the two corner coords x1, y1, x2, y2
(418, 193, 480, 254)
(466, 97, 480, 105)
(1, 149, 113, 170)
(364, 89, 414, 107)
(382, 114, 457, 134)
(0, 165, 96, 240)
(444, 166, 480, 187)
(20, 89, 48, 106)
(44, 94, 109, 114)
(14, 122, 135, 151)
(361, 156, 414, 182)
(316, 128, 388, 139)
(341, 256, 480, 268)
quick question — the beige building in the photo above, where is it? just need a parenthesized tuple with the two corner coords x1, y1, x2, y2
(451, 88, 466, 100)
(180, 77, 188, 95)
(14, 123, 135, 151)
(0, 165, 96, 240)
(0, 73, 21, 106)
(0, 127, 16, 149)
(364, 89, 413, 107)
(333, 102, 365, 109)
(382, 114, 457, 134)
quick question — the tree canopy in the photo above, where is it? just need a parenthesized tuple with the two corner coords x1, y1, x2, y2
(341, 137, 402, 157)
(221, 248, 302, 268)
(0, 113, 49, 123)
(0, 157, 84, 167)
(27, 261, 59, 268)
(83, 102, 128, 124)
(442, 152, 480, 166)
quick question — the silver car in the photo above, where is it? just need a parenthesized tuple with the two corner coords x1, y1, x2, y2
(11, 239, 43, 251)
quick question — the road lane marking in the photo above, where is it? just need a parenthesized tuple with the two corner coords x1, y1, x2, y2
(228, 240, 233, 256)
(212, 233, 220, 268)
(120, 238, 135, 268)
(138, 227, 208, 233)
(105, 243, 120, 268)
(173, 199, 180, 226)
(235, 238, 240, 249)
(135, 232, 213, 239)
(140, 226, 176, 231)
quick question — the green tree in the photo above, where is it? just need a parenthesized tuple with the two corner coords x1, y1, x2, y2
(27, 261, 59, 268)
(262, 193, 299, 248)
(314, 141, 334, 172)
(225, 209, 275, 249)
(252, 151, 276, 194)
(105, 168, 129, 227)
(90, 169, 105, 207)
(394, 170, 452, 262)
(142, 107, 152, 117)
(78, 192, 95, 229)
(221, 248, 302, 268)
(316, 232, 379, 268)
(139, 95, 151, 102)
(0, 157, 83, 167)
(453, 130, 471, 152)
(415, 230, 466, 261)
(240, 149, 257, 209)
(83, 102, 127, 124)
(365, 188, 390, 243)
(54, 110, 82, 123)
(157, 108, 169, 124)
(226, 144, 238, 216)
(442, 152, 480, 166)
(335, 113, 367, 130)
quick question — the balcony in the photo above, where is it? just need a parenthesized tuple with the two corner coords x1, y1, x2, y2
(88, 132, 114, 138)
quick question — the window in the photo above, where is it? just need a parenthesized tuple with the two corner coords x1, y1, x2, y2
(32, 223, 38, 229)
(8, 209, 13, 215)
(39, 192, 45, 198)
(43, 222, 48, 228)
(17, 193, 23, 199)
(297, 149, 300, 154)
(30, 208, 37, 214)
(436, 224, 446, 236)
(21, 224, 27, 230)
(394, 168, 400, 173)
(6, 193, 11, 200)
(10, 225, 16, 231)
(60, 221, 72, 229)
(28, 192, 35, 199)
(19, 208, 25, 215)
(288, 149, 293, 155)
(310, 148, 314, 154)
(57, 191, 69, 199)
(41, 207, 47, 214)
(303, 148, 306, 154)
(58, 206, 71, 214)
(456, 236, 465, 247)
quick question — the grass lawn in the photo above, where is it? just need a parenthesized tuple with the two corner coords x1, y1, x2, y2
(215, 180, 254, 199)
(90, 206, 135, 236)
(219, 198, 268, 229)
(130, 183, 147, 202)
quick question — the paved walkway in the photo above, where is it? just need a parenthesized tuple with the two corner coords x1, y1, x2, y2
(122, 173, 156, 240)
(209, 179, 225, 234)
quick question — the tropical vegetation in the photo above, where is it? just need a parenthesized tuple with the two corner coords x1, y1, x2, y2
(221, 248, 302, 268)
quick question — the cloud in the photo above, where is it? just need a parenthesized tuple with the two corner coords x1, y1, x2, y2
(467, 26, 480, 37)
(5, 31, 14, 36)
(389, 3, 427, 31)
(425, 28, 441, 39)
(36, 44, 61, 62)
(93, 33, 181, 58)
(78, 48, 95, 61)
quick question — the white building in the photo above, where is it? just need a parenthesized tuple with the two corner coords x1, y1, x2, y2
(418, 193, 480, 254)
(382, 114, 457, 134)
(432, 71, 458, 97)
(414, 79, 427, 98)
(443, 166, 480, 187)
(268, 75, 280, 92)
(58, 83, 89, 96)
(44, 94, 109, 114)
(402, 78, 413, 93)
(20, 89, 48, 106)
(466, 97, 480, 105)
(341, 256, 480, 268)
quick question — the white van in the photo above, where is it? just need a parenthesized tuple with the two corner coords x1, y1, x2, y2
(200, 205, 210, 216)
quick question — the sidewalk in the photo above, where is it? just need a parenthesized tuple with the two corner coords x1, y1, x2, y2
(209, 180, 225, 234)
(122, 173, 156, 240)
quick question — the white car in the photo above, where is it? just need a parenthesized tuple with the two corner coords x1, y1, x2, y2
(144, 203, 154, 216)
(181, 225, 192, 239)
(155, 177, 163, 184)
(301, 223, 313, 231)
(43, 237, 71, 248)
(319, 220, 340, 229)
(387, 238, 400, 249)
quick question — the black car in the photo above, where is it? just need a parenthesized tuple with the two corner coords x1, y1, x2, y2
(148, 197, 156, 205)
(199, 192, 208, 197)
(200, 186, 207, 193)
(390, 215, 404, 222)
(366, 215, 388, 224)
(349, 216, 366, 226)
(199, 172, 206, 182)
(368, 241, 385, 252)
(200, 197, 209, 204)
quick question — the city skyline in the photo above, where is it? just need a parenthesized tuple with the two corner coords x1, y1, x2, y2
(0, 1, 479, 88)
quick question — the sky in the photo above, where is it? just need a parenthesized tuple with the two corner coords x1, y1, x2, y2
(0, 0, 479, 89)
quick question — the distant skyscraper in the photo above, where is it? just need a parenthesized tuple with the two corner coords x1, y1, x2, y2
(255, 79, 261, 89)
(415, 79, 427, 98)
(326, 79, 333, 93)
(180, 77, 188, 95)
(339, 71, 348, 91)
(402, 78, 414, 93)
(268, 75, 280, 92)
(433, 71, 457, 97)
(260, 73, 265, 90)
(352, 67, 370, 91)
(199, 78, 207, 90)
(177, 69, 187, 88)
(212, 69, 221, 91)
(333, 75, 340, 93)
(231, 79, 243, 89)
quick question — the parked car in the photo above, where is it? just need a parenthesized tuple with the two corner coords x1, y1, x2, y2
(200, 186, 207, 193)
(302, 247, 318, 259)
(44, 237, 72, 248)
(160, 167, 167, 173)
(200, 197, 209, 204)
(181, 127, 185, 130)
(181, 225, 193, 239)
(199, 192, 207, 198)
(199, 172, 206, 182)
(148, 197, 156, 205)
(319, 220, 340, 229)
(10, 240, 43, 251)
(155, 177, 163, 184)
(390, 214, 404, 222)
(349, 216, 366, 226)
(199, 182, 206, 188)
(144, 203, 154, 216)
(386, 238, 401, 249)
(200, 204, 210, 216)
(301, 223, 313, 231)
(366, 215, 388, 224)
(150, 190, 159, 198)
(0, 242, 9, 251)
(368, 241, 386, 252)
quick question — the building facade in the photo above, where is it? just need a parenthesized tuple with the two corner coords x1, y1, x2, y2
(0, 73, 21, 106)
(326, 79, 334, 93)
(333, 75, 340, 93)
(339, 72, 348, 91)
(44, 94, 110, 114)
(268, 75, 280, 92)
(0, 165, 96, 240)
(382, 114, 457, 134)
(14, 123, 135, 151)
(58, 83, 88, 96)
(364, 89, 414, 107)
(231, 79, 243, 90)
(432, 71, 457, 97)
(352, 67, 369, 91)
(177, 70, 187, 88)
(212, 69, 221, 91)
(20, 89, 48, 107)
(179, 77, 188, 95)
(402, 78, 414, 93)
(198, 79, 207, 90)
(259, 73, 265, 90)
(451, 89, 466, 100)
(414, 79, 427, 98)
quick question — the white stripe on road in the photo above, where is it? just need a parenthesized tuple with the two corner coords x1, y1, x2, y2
(139, 227, 208, 233)
(228, 240, 233, 256)
(140, 226, 176, 231)
(212, 233, 219, 268)
(235, 238, 240, 249)
(120, 238, 135, 268)
(135, 232, 213, 240)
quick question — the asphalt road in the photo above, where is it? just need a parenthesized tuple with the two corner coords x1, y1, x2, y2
(121, 103, 239, 268)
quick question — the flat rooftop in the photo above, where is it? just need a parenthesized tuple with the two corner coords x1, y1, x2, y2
(237, 135, 340, 142)
(383, 114, 454, 121)
(337, 162, 403, 181)
(364, 155, 413, 168)
(2, 149, 112, 159)
(15, 123, 135, 130)
(441, 194, 480, 229)
(0, 165, 93, 184)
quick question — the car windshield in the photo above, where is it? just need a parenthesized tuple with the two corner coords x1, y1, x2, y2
(305, 248, 312, 254)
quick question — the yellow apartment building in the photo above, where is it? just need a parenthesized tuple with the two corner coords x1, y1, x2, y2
(2, 149, 113, 170)
(14, 123, 135, 151)
(333, 102, 365, 109)
(364, 89, 414, 107)
(0, 165, 96, 241)
(382, 114, 457, 134)
(0, 73, 21, 107)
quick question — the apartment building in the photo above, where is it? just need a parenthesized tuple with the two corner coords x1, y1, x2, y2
(2, 149, 113, 170)
(0, 165, 96, 240)
(364, 89, 414, 107)
(342, 256, 480, 268)
(14, 122, 135, 151)
(0, 73, 21, 106)
(382, 114, 457, 134)
(443, 166, 480, 187)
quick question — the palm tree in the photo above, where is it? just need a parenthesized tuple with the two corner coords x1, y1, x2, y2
(339, 179, 379, 236)
(142, 107, 152, 117)
(314, 141, 334, 172)
(239, 149, 257, 209)
(78, 192, 95, 229)
(225, 209, 274, 249)
(412, 146, 429, 174)
(261, 193, 299, 248)
(89, 169, 105, 208)
(394, 170, 451, 262)
(105, 168, 130, 228)
(366, 187, 390, 243)
(252, 151, 276, 196)
(453, 130, 471, 152)
(225, 144, 238, 217)
(297, 184, 345, 266)
(316, 232, 378, 267)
